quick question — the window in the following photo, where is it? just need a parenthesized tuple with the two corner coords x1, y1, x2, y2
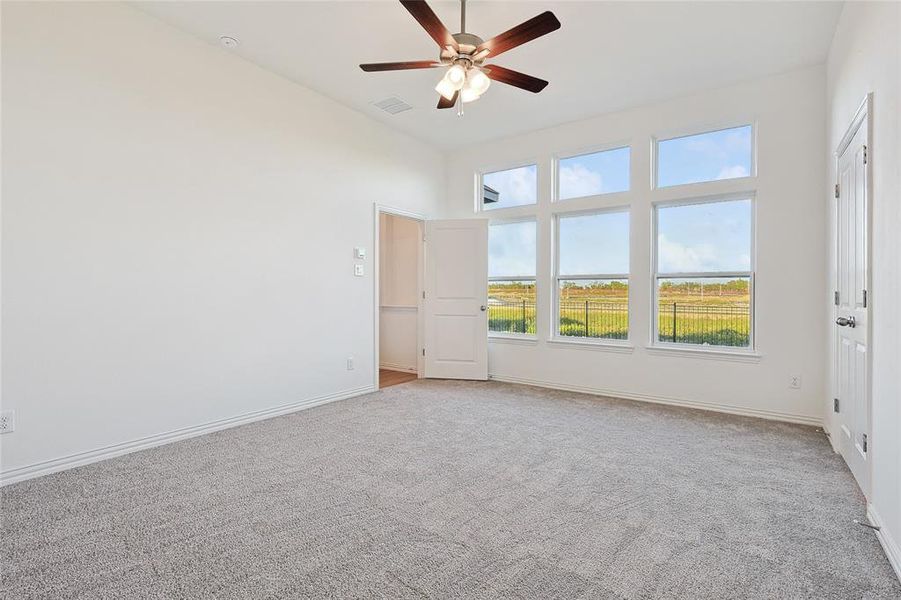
(481, 164, 537, 210)
(488, 220, 537, 335)
(558, 146, 630, 200)
(654, 197, 753, 348)
(656, 125, 753, 188)
(555, 210, 629, 340)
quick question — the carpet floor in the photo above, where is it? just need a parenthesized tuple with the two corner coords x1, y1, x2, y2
(2, 380, 899, 599)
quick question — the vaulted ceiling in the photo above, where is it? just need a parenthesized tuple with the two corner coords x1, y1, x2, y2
(137, 1, 843, 149)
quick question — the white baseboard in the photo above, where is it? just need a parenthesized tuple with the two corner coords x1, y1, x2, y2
(379, 363, 417, 374)
(488, 373, 822, 427)
(868, 504, 901, 583)
(0, 385, 375, 487)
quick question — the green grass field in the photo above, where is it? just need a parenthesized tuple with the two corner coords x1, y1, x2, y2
(488, 281, 750, 347)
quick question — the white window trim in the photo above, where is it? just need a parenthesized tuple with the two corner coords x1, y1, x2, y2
(652, 122, 757, 191)
(488, 218, 538, 338)
(651, 194, 756, 352)
(644, 344, 762, 363)
(476, 159, 541, 214)
(553, 142, 632, 203)
(552, 206, 631, 344)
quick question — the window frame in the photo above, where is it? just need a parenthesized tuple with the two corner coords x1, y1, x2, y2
(651, 193, 756, 352)
(488, 216, 538, 339)
(652, 122, 757, 191)
(553, 142, 632, 203)
(476, 159, 541, 213)
(552, 206, 631, 344)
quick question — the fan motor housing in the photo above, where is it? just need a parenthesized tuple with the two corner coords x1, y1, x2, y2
(440, 32, 487, 66)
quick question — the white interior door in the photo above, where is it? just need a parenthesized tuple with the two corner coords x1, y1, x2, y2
(833, 116, 870, 495)
(423, 219, 488, 380)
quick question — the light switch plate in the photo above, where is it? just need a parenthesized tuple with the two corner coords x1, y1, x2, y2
(354, 247, 366, 259)
(354, 264, 364, 277)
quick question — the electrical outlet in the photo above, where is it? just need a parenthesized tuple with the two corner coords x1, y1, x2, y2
(354, 264, 364, 277)
(789, 375, 801, 389)
(346, 356, 354, 370)
(0, 410, 16, 434)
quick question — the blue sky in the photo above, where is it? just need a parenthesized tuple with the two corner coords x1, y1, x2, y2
(483, 165, 537, 210)
(488, 126, 753, 278)
(559, 211, 629, 275)
(559, 147, 630, 199)
(488, 221, 536, 277)
(657, 125, 752, 187)
(489, 199, 751, 278)
(657, 199, 751, 273)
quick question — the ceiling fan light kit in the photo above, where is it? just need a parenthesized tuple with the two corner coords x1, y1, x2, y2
(360, 0, 560, 115)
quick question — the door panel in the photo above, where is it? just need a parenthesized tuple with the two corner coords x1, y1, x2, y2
(833, 121, 869, 495)
(424, 219, 488, 380)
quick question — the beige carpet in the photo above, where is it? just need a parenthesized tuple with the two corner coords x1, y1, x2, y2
(2, 380, 899, 599)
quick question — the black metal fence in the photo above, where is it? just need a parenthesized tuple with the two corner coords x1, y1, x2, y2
(488, 299, 536, 334)
(657, 302, 750, 347)
(559, 300, 628, 339)
(489, 298, 750, 347)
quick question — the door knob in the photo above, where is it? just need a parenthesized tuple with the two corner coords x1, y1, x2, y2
(835, 316, 856, 328)
(480, 305, 487, 311)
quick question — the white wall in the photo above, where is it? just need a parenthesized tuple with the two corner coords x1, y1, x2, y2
(446, 67, 828, 425)
(0, 2, 445, 481)
(379, 213, 420, 373)
(826, 1, 901, 577)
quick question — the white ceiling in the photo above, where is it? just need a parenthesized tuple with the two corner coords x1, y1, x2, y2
(136, 1, 843, 149)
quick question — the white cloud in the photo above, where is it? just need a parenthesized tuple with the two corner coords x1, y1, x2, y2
(559, 164, 603, 198)
(715, 165, 749, 180)
(657, 234, 717, 272)
(485, 166, 536, 206)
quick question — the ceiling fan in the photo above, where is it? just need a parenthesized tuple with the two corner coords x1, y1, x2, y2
(360, 0, 560, 113)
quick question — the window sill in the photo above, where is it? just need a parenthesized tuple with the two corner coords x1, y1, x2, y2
(489, 334, 538, 346)
(546, 339, 635, 354)
(644, 344, 761, 363)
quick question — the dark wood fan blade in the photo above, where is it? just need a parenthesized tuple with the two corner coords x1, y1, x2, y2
(437, 91, 458, 109)
(400, 0, 458, 49)
(360, 61, 440, 72)
(476, 11, 560, 58)
(485, 65, 548, 93)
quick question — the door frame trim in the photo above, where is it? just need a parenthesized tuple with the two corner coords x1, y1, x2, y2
(373, 204, 426, 390)
(830, 93, 873, 495)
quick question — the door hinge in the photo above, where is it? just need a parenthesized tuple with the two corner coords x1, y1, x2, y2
(863, 145, 868, 165)
(834, 183, 840, 198)
(862, 433, 868, 453)
(422, 291, 426, 299)
(834, 398, 840, 413)
(422, 348, 425, 357)
(834, 290, 840, 306)
(862, 289, 867, 308)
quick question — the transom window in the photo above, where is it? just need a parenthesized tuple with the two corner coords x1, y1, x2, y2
(656, 125, 753, 188)
(555, 210, 630, 340)
(654, 197, 753, 348)
(557, 146, 630, 200)
(488, 220, 537, 335)
(481, 164, 538, 211)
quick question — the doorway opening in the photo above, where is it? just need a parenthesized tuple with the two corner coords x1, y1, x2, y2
(375, 207, 424, 389)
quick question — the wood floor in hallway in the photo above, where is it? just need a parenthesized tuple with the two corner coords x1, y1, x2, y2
(379, 369, 417, 389)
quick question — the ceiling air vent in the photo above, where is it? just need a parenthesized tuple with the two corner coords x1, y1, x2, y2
(371, 96, 413, 115)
